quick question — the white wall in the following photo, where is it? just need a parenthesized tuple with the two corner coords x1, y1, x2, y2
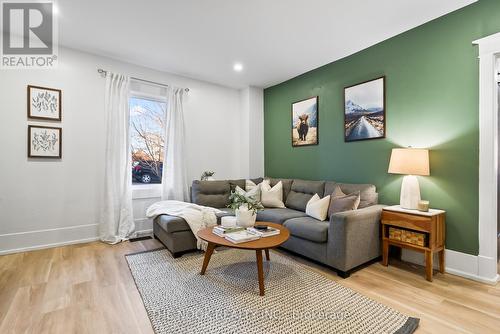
(239, 86, 265, 178)
(0, 47, 262, 254)
(248, 87, 264, 178)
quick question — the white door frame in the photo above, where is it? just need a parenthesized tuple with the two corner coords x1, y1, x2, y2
(473, 32, 500, 283)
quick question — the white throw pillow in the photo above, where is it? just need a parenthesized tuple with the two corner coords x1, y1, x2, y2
(245, 179, 258, 191)
(305, 193, 331, 221)
(245, 179, 269, 191)
(235, 185, 260, 201)
(260, 181, 285, 208)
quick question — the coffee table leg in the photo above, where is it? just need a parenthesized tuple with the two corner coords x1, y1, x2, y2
(256, 250, 265, 296)
(200, 242, 215, 275)
(265, 249, 270, 261)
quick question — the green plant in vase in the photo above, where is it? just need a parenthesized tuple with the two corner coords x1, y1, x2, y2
(228, 191, 264, 227)
(200, 171, 215, 181)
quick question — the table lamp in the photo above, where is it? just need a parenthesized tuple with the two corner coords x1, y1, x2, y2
(388, 148, 430, 210)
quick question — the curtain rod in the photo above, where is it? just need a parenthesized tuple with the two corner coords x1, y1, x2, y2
(97, 68, 190, 92)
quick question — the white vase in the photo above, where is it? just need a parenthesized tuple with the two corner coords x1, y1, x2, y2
(235, 205, 257, 228)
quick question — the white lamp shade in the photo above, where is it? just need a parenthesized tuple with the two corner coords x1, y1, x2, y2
(388, 148, 430, 176)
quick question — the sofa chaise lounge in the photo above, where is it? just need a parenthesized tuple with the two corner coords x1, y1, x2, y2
(153, 178, 385, 277)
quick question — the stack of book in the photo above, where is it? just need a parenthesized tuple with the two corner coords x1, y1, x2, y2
(212, 226, 245, 237)
(247, 226, 280, 238)
(224, 230, 261, 244)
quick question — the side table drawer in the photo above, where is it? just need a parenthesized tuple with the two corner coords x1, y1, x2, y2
(382, 211, 432, 233)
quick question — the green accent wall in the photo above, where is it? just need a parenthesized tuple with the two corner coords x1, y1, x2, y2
(264, 0, 500, 255)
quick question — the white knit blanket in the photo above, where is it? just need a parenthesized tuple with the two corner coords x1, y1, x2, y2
(146, 200, 221, 251)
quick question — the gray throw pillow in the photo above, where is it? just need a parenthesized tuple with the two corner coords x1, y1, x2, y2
(328, 190, 361, 216)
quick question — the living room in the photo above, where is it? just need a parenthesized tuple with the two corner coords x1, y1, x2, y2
(1, 0, 500, 333)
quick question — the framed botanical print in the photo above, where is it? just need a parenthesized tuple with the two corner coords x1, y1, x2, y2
(28, 125, 62, 158)
(27, 85, 62, 121)
(291, 96, 319, 147)
(344, 76, 385, 142)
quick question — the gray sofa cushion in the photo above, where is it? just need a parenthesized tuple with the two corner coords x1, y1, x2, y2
(228, 179, 246, 192)
(285, 179, 326, 211)
(283, 217, 329, 243)
(157, 208, 234, 234)
(324, 181, 378, 209)
(257, 208, 307, 225)
(267, 178, 293, 202)
(292, 179, 325, 195)
(191, 180, 230, 207)
(156, 215, 190, 233)
(250, 177, 264, 185)
(285, 192, 313, 212)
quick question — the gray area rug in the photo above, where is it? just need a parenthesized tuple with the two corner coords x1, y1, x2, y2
(126, 248, 419, 334)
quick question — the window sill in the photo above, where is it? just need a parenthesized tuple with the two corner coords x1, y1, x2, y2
(132, 184, 162, 200)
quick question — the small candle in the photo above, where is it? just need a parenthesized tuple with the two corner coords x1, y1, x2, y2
(418, 200, 429, 212)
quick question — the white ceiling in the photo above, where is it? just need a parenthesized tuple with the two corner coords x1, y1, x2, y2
(57, 0, 476, 88)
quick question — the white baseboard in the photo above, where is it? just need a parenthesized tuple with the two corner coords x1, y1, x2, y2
(401, 248, 499, 285)
(135, 229, 153, 237)
(0, 223, 100, 255)
(0, 217, 155, 256)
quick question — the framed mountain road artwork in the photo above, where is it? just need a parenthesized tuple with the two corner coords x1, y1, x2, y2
(344, 77, 385, 142)
(292, 96, 318, 147)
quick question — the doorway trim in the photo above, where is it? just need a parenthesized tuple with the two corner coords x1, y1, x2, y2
(473, 32, 500, 283)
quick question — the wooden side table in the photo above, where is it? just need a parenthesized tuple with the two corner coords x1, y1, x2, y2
(381, 205, 446, 281)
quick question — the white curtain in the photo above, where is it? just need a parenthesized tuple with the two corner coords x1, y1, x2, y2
(161, 87, 189, 201)
(100, 72, 135, 244)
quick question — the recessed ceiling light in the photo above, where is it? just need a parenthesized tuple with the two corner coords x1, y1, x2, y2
(233, 63, 243, 72)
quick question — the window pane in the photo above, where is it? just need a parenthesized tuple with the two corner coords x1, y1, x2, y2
(130, 97, 166, 184)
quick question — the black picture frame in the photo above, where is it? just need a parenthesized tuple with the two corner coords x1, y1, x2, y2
(344, 76, 386, 142)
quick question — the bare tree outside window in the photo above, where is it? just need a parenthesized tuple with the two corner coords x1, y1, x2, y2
(130, 97, 167, 184)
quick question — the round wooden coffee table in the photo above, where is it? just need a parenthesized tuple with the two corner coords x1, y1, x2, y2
(197, 222, 290, 296)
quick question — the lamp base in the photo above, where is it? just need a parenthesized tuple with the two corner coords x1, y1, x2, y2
(400, 175, 421, 210)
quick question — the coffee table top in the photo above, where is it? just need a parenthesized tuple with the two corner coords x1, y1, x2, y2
(197, 222, 290, 250)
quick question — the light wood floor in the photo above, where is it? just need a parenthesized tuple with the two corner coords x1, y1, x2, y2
(1, 240, 499, 334)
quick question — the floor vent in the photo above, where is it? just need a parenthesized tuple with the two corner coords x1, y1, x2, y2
(129, 236, 153, 242)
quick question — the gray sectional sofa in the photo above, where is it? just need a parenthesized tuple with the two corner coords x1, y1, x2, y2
(153, 177, 385, 277)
